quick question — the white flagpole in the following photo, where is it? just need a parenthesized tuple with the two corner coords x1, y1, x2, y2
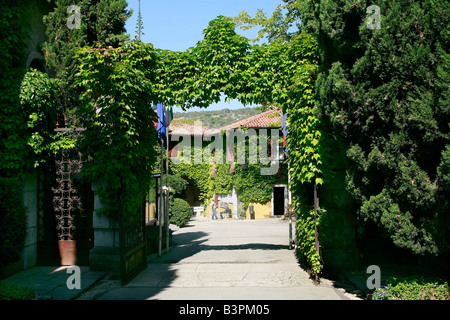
(159, 137, 163, 256)
(165, 107, 170, 253)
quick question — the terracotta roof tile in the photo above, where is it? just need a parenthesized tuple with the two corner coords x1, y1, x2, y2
(218, 107, 282, 131)
(168, 107, 282, 137)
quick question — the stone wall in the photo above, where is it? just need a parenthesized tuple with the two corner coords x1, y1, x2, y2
(22, 173, 38, 269)
(89, 180, 121, 274)
(18, 1, 52, 271)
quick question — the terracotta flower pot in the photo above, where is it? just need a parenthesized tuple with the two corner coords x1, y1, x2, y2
(58, 240, 77, 266)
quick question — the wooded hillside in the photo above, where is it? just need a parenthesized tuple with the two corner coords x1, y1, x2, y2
(173, 106, 263, 129)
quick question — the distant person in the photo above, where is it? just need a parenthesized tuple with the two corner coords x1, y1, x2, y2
(221, 203, 229, 219)
(212, 201, 218, 220)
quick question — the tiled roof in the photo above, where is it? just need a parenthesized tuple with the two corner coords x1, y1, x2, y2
(218, 107, 282, 131)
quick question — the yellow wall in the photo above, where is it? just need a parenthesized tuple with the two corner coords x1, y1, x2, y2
(246, 202, 272, 219)
(146, 199, 273, 221)
(145, 202, 157, 224)
(204, 200, 213, 216)
(201, 199, 274, 219)
(203, 199, 234, 218)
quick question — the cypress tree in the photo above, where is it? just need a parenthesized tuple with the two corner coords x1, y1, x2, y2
(135, 0, 144, 40)
(42, 0, 132, 124)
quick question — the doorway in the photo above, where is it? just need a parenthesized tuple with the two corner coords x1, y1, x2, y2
(272, 185, 287, 216)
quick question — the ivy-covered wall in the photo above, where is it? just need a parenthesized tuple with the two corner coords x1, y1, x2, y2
(169, 127, 288, 214)
(0, 0, 55, 271)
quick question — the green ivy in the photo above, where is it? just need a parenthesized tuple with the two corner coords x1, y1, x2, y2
(282, 36, 323, 276)
(75, 41, 159, 218)
(233, 164, 276, 209)
(213, 164, 234, 194)
(19, 69, 62, 166)
(0, 0, 25, 71)
(0, 1, 28, 177)
(173, 162, 214, 203)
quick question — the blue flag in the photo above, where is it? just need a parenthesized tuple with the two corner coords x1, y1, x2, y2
(156, 103, 166, 142)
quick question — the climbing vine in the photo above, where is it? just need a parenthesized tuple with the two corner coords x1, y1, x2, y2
(75, 41, 159, 217)
(282, 36, 323, 276)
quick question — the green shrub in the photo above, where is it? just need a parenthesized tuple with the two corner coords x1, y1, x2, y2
(167, 174, 189, 197)
(0, 177, 27, 268)
(373, 277, 450, 300)
(0, 281, 35, 300)
(169, 198, 192, 228)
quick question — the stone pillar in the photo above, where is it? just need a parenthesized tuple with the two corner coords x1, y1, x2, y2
(89, 179, 121, 274)
(22, 172, 38, 269)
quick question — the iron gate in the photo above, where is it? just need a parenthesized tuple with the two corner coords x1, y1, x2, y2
(37, 128, 93, 266)
(53, 130, 84, 241)
(53, 129, 93, 265)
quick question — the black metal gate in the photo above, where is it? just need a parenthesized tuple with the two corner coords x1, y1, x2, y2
(52, 128, 93, 265)
(53, 130, 83, 241)
(37, 128, 93, 266)
(119, 185, 147, 285)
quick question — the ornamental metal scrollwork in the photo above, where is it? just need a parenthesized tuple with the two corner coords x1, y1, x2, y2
(52, 129, 84, 241)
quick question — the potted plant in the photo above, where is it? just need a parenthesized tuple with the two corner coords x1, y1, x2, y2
(57, 236, 77, 266)
(55, 203, 78, 266)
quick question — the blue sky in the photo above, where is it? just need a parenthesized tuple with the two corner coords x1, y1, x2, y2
(124, 0, 282, 112)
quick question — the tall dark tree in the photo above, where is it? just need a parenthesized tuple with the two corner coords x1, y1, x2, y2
(299, 0, 449, 257)
(42, 0, 132, 125)
(44, 0, 132, 74)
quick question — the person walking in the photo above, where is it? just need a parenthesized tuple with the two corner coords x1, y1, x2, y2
(212, 200, 218, 220)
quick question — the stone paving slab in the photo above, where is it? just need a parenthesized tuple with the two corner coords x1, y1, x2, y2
(1, 266, 106, 300)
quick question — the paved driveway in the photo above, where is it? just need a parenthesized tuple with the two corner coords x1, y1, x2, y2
(76, 217, 356, 300)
